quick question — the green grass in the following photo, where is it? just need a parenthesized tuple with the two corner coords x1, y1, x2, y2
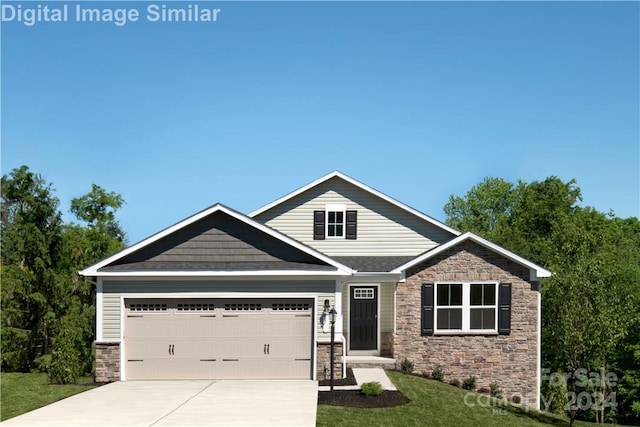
(317, 370, 598, 427)
(1, 372, 96, 421)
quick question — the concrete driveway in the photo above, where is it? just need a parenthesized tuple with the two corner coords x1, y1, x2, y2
(2, 380, 318, 427)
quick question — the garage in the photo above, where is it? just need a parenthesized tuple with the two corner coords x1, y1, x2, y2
(124, 298, 313, 380)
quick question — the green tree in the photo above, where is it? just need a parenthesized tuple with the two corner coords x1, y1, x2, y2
(444, 176, 640, 425)
(1, 166, 127, 380)
(1, 166, 63, 370)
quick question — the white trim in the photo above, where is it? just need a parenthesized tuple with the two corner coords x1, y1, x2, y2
(87, 270, 351, 278)
(392, 232, 552, 279)
(79, 204, 354, 277)
(96, 278, 104, 342)
(249, 171, 461, 236)
(346, 283, 381, 356)
(434, 281, 499, 334)
(119, 293, 318, 381)
(536, 285, 542, 410)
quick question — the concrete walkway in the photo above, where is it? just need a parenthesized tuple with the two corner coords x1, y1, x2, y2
(318, 368, 397, 391)
(2, 380, 318, 427)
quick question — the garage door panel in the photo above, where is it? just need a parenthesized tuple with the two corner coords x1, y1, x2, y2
(124, 298, 313, 380)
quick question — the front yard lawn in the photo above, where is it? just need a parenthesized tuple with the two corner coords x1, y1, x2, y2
(1, 372, 96, 421)
(317, 370, 598, 427)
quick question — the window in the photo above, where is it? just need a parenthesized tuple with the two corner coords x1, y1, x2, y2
(327, 210, 344, 237)
(434, 282, 498, 333)
(354, 288, 375, 299)
(313, 207, 357, 240)
(436, 284, 463, 329)
(470, 283, 496, 330)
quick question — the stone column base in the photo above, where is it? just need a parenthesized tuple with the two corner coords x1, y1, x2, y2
(95, 342, 120, 383)
(316, 342, 344, 381)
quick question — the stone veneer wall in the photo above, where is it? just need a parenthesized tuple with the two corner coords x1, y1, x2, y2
(95, 342, 120, 383)
(316, 342, 344, 381)
(394, 241, 539, 408)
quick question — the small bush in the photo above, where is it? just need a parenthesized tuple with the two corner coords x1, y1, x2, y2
(33, 354, 52, 373)
(400, 358, 414, 373)
(511, 395, 522, 404)
(462, 376, 477, 391)
(489, 382, 502, 398)
(477, 387, 491, 395)
(361, 381, 383, 397)
(432, 366, 445, 382)
(49, 322, 83, 384)
(449, 378, 461, 387)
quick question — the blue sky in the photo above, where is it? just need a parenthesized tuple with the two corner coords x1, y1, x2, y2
(2, 1, 638, 244)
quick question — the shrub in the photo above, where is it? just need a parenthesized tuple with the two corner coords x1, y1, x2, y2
(48, 321, 83, 384)
(462, 376, 477, 391)
(432, 366, 445, 382)
(489, 382, 502, 398)
(361, 381, 383, 397)
(400, 358, 414, 373)
(449, 378, 461, 387)
(33, 354, 52, 373)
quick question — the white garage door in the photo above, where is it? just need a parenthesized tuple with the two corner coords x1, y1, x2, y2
(124, 298, 313, 380)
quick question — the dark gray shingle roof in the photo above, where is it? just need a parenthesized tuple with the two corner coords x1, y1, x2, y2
(333, 256, 416, 272)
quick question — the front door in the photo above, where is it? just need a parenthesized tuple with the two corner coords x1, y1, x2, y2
(350, 286, 378, 351)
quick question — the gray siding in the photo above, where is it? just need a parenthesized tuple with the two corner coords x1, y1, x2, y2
(102, 280, 335, 341)
(254, 177, 453, 257)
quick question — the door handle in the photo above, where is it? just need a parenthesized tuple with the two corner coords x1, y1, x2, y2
(172, 344, 175, 355)
(267, 344, 270, 355)
(264, 344, 267, 355)
(169, 344, 171, 355)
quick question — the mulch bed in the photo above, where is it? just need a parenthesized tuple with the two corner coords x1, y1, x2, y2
(318, 368, 358, 386)
(318, 390, 410, 408)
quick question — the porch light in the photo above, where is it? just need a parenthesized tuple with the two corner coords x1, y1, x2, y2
(329, 307, 337, 325)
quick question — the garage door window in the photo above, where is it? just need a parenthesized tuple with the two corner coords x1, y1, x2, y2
(177, 303, 215, 311)
(225, 303, 262, 311)
(272, 303, 310, 311)
(130, 303, 167, 311)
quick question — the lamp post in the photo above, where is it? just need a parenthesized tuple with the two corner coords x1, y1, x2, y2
(329, 307, 337, 391)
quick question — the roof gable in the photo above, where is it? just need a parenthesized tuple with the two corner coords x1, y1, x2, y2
(80, 204, 353, 276)
(392, 232, 552, 280)
(249, 171, 460, 237)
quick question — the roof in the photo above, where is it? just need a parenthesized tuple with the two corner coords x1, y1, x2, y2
(391, 232, 552, 279)
(249, 171, 461, 237)
(333, 256, 415, 272)
(80, 204, 353, 277)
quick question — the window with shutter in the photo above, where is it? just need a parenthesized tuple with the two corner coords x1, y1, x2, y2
(313, 206, 357, 240)
(433, 281, 501, 334)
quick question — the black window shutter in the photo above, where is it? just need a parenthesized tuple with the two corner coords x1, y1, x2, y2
(313, 211, 325, 240)
(421, 283, 434, 336)
(345, 210, 357, 240)
(498, 283, 512, 335)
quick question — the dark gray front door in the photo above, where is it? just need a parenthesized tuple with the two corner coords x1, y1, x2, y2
(350, 286, 377, 350)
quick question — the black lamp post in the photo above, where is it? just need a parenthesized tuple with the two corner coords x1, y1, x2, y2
(329, 307, 337, 391)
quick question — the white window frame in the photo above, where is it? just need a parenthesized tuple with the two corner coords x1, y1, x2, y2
(325, 204, 346, 239)
(434, 281, 498, 334)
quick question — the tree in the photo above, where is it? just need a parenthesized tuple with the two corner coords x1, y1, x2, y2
(1, 166, 63, 370)
(444, 176, 640, 424)
(1, 166, 127, 380)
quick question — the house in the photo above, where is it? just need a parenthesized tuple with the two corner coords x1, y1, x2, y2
(80, 172, 550, 409)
